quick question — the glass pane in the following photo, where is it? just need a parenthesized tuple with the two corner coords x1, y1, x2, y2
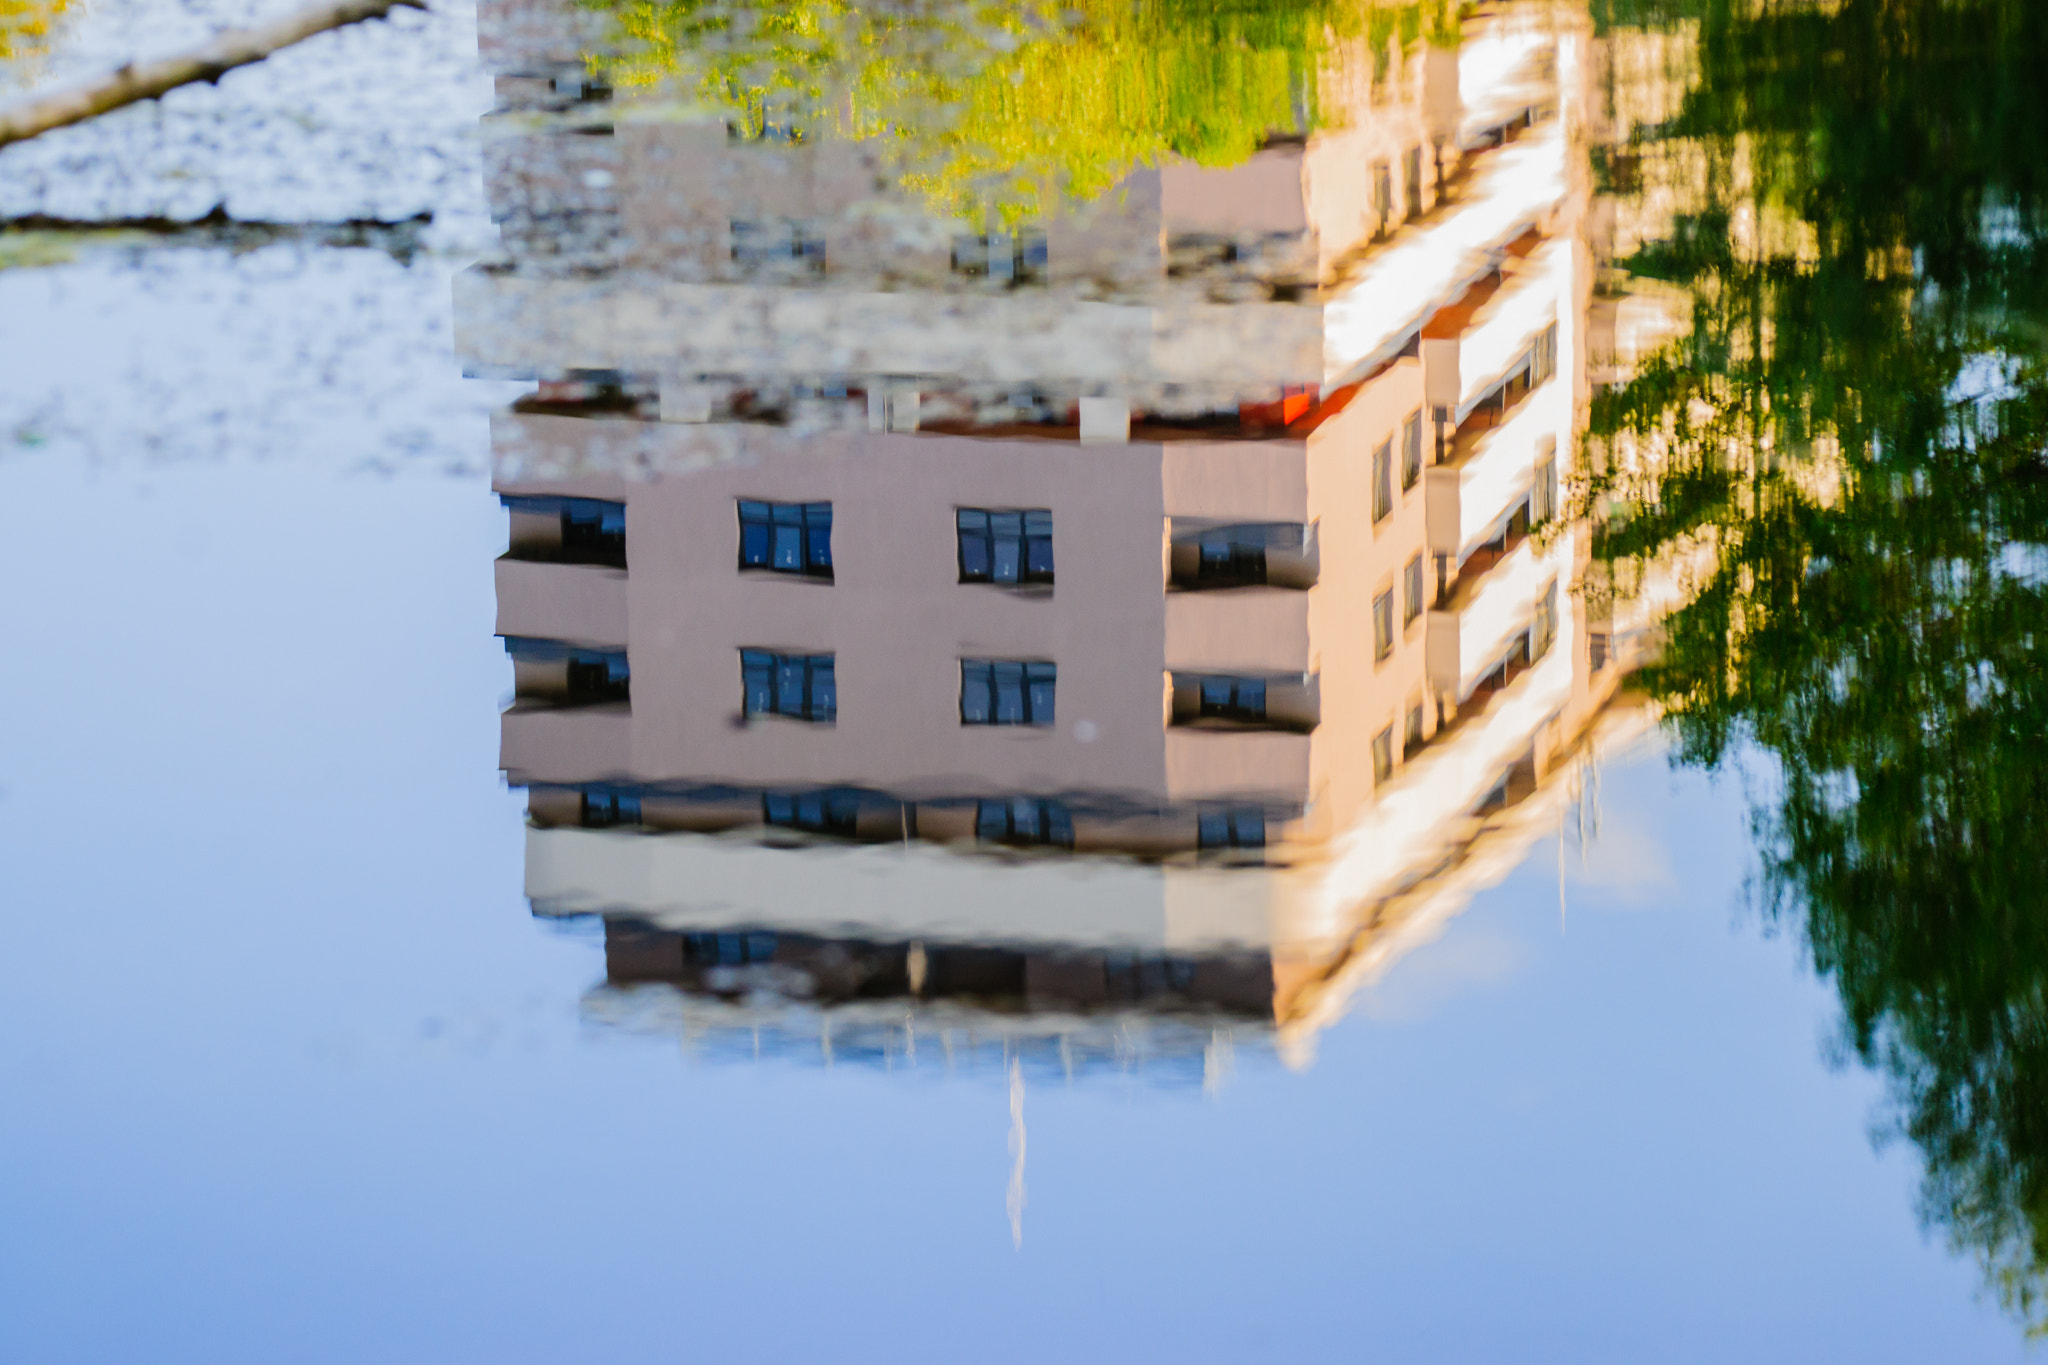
(1028, 677, 1055, 725)
(1012, 798, 1042, 841)
(1232, 809, 1267, 848)
(957, 509, 989, 532)
(738, 500, 769, 522)
(1022, 511, 1052, 537)
(740, 521, 770, 566)
(1197, 810, 1229, 848)
(992, 535, 1021, 584)
(990, 512, 1024, 539)
(742, 659, 772, 714)
(1201, 678, 1231, 710)
(959, 532, 990, 580)
(975, 800, 1005, 841)
(1047, 803, 1074, 847)
(960, 664, 992, 724)
(810, 659, 836, 720)
(771, 523, 803, 571)
(994, 664, 1025, 724)
(1025, 535, 1054, 580)
(1240, 680, 1266, 717)
(775, 659, 805, 714)
(763, 793, 794, 825)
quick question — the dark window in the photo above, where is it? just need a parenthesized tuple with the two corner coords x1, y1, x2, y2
(1402, 410, 1423, 490)
(741, 649, 836, 722)
(1373, 725, 1395, 783)
(1372, 161, 1393, 231)
(1373, 439, 1394, 522)
(1197, 528, 1267, 585)
(1530, 322, 1559, 386)
(958, 509, 1053, 586)
(1198, 806, 1267, 852)
(1198, 675, 1268, 723)
(1404, 555, 1425, 625)
(951, 230, 1049, 284)
(580, 788, 642, 827)
(1534, 581, 1559, 659)
(731, 218, 825, 272)
(681, 930, 780, 965)
(738, 500, 833, 579)
(961, 659, 1056, 726)
(1432, 405, 1450, 461)
(976, 797, 1074, 848)
(502, 495, 627, 566)
(1533, 446, 1558, 523)
(1374, 590, 1395, 661)
(1590, 630, 1611, 672)
(562, 499, 626, 560)
(728, 118, 804, 144)
(504, 638, 630, 704)
(1404, 145, 1424, 220)
(763, 790, 859, 836)
(1404, 701, 1426, 757)
(566, 652, 632, 703)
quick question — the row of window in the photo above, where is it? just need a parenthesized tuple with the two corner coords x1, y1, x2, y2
(1369, 554, 1429, 663)
(727, 217, 1054, 287)
(574, 784, 1267, 853)
(739, 500, 1055, 587)
(1372, 409, 1427, 522)
(741, 651, 1057, 727)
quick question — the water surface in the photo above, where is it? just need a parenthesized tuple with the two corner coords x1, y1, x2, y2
(3, 0, 2044, 1359)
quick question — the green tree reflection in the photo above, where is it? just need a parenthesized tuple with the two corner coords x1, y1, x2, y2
(579, 0, 1455, 222)
(1590, 0, 2048, 1330)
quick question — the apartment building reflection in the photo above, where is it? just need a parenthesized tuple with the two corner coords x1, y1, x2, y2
(460, 0, 1638, 1079)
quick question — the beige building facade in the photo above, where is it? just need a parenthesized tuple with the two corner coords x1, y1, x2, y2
(464, 0, 1633, 1071)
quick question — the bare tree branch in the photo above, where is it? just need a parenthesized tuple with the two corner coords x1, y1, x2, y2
(0, 0, 427, 151)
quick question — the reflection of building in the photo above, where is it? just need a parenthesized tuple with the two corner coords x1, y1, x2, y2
(464, 0, 1631, 1077)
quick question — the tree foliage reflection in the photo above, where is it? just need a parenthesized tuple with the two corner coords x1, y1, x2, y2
(579, 0, 1455, 222)
(1590, 0, 2048, 1330)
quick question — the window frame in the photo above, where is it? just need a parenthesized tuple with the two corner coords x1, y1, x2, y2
(1373, 590, 1396, 662)
(740, 648, 838, 723)
(738, 499, 834, 580)
(959, 658, 1057, 727)
(1372, 439, 1394, 523)
(957, 507, 1054, 587)
(763, 790, 860, 836)
(975, 797, 1075, 848)
(1197, 675, 1269, 724)
(1372, 725, 1395, 783)
(1197, 805, 1268, 854)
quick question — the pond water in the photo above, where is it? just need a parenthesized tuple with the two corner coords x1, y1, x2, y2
(3, 1, 2045, 1360)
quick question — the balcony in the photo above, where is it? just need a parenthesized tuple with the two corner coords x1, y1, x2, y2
(1166, 520, 1318, 590)
(1164, 728, 1312, 803)
(1427, 531, 1570, 703)
(1420, 234, 1564, 415)
(1425, 375, 1562, 566)
(1165, 590, 1312, 677)
(495, 557, 629, 649)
